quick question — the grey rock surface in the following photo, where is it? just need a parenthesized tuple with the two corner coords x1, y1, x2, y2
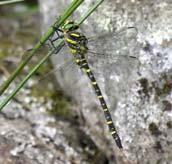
(0, 76, 107, 164)
(39, 0, 172, 163)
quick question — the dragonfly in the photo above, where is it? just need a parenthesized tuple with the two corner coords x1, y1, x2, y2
(24, 20, 137, 149)
(61, 20, 125, 149)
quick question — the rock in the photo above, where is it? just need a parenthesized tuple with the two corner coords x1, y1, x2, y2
(38, 0, 172, 163)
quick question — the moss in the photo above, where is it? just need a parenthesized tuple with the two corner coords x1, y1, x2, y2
(148, 122, 161, 136)
(0, 40, 14, 59)
(31, 87, 71, 119)
(49, 84, 72, 118)
(49, 96, 71, 118)
(31, 74, 71, 119)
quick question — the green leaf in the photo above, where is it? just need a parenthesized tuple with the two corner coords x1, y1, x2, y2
(0, 0, 24, 6)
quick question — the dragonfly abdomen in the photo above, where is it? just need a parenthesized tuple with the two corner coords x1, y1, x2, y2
(78, 56, 123, 149)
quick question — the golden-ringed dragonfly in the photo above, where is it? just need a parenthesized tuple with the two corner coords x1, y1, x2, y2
(61, 20, 123, 149)
(23, 20, 138, 149)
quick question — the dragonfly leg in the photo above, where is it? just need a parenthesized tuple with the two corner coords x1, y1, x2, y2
(48, 33, 64, 53)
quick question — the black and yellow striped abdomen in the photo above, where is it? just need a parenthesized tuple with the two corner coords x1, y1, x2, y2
(75, 56, 123, 149)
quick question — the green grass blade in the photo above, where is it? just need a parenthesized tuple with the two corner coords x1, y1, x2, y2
(0, 0, 84, 95)
(0, 0, 104, 110)
(0, 41, 65, 110)
(0, 0, 24, 5)
(78, 0, 104, 25)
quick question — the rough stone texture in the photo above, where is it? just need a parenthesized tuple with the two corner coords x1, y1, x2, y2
(0, 76, 108, 164)
(39, 0, 172, 163)
(0, 8, 108, 164)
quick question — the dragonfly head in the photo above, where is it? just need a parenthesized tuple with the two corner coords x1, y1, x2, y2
(61, 20, 79, 32)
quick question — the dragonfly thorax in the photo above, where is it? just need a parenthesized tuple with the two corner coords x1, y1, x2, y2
(61, 20, 88, 56)
(61, 20, 79, 32)
(64, 31, 88, 56)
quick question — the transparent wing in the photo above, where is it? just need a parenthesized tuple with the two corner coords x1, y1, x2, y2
(21, 45, 49, 63)
(21, 27, 139, 91)
(21, 28, 63, 62)
(36, 58, 75, 83)
(86, 27, 138, 64)
(77, 26, 137, 66)
(23, 44, 82, 91)
(22, 26, 138, 68)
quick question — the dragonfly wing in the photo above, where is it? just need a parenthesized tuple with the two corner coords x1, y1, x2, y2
(33, 57, 75, 87)
(88, 27, 137, 43)
(28, 59, 79, 102)
(86, 27, 140, 80)
(21, 41, 78, 89)
(21, 28, 64, 62)
(21, 45, 49, 62)
(87, 27, 138, 63)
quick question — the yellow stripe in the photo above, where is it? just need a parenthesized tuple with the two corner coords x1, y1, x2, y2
(70, 49, 77, 54)
(75, 59, 80, 63)
(66, 38, 77, 45)
(98, 95, 103, 99)
(111, 131, 116, 135)
(107, 121, 113, 124)
(103, 108, 108, 111)
(92, 82, 97, 85)
(86, 69, 91, 73)
(71, 33, 80, 37)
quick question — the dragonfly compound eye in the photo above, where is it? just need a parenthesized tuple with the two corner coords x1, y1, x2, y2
(62, 20, 79, 32)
